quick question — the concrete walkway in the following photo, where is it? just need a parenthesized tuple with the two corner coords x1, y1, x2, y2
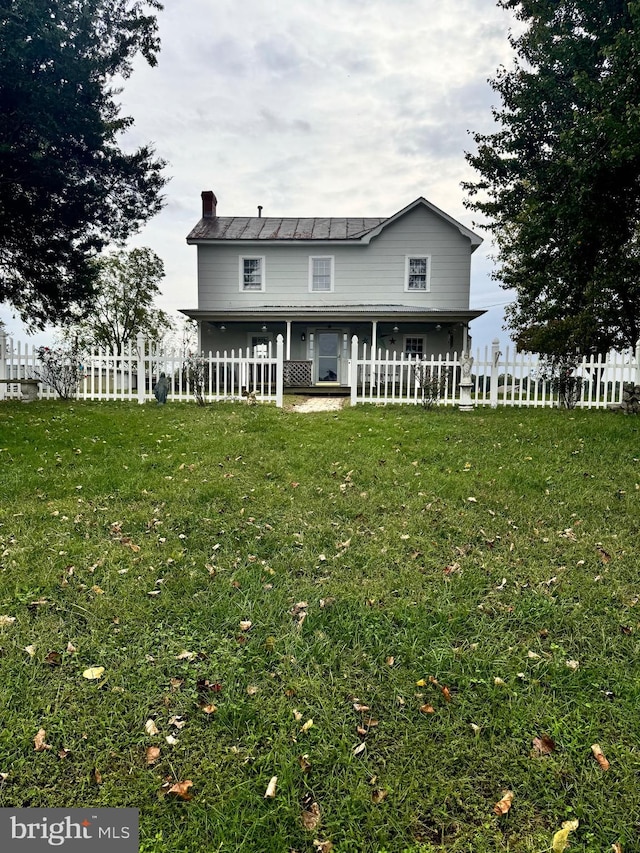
(292, 397, 346, 413)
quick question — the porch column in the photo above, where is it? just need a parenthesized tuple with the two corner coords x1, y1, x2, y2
(285, 320, 292, 360)
(371, 320, 378, 356)
(462, 324, 469, 354)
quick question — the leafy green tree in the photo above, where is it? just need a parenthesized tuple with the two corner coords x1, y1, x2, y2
(464, 0, 640, 355)
(0, 0, 167, 329)
(68, 247, 173, 353)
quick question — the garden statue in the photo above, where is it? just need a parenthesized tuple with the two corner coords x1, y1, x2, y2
(153, 372, 170, 405)
(459, 352, 474, 412)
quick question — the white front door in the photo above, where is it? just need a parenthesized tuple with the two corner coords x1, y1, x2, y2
(317, 331, 340, 382)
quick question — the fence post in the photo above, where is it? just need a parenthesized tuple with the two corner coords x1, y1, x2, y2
(275, 334, 284, 408)
(0, 331, 6, 400)
(350, 335, 359, 406)
(635, 339, 640, 387)
(490, 338, 501, 409)
(136, 333, 146, 405)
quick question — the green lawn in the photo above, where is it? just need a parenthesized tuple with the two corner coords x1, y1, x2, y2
(0, 401, 638, 852)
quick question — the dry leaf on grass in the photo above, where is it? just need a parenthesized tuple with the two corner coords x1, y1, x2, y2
(493, 790, 514, 816)
(301, 719, 314, 733)
(24, 645, 36, 657)
(201, 704, 217, 714)
(239, 620, 252, 632)
(371, 789, 388, 803)
(611, 843, 622, 853)
(353, 743, 366, 756)
(313, 840, 333, 853)
(45, 651, 62, 667)
(264, 776, 278, 798)
(146, 746, 161, 765)
(385, 656, 395, 667)
(301, 801, 321, 831)
(353, 703, 370, 713)
(552, 819, 579, 852)
(298, 754, 311, 773)
(145, 719, 159, 736)
(82, 666, 105, 680)
(175, 650, 196, 661)
(532, 734, 556, 756)
(0, 615, 17, 626)
(591, 743, 610, 771)
(440, 685, 452, 702)
(166, 780, 193, 800)
(34, 729, 52, 752)
(420, 704, 435, 715)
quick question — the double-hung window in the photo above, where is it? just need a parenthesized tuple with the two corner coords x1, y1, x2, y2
(405, 256, 430, 292)
(240, 256, 265, 291)
(309, 256, 334, 292)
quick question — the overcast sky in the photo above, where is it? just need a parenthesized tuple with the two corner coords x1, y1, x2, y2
(2, 0, 522, 352)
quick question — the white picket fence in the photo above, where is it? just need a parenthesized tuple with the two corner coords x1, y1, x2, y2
(349, 337, 640, 409)
(0, 332, 284, 406)
(1, 331, 639, 409)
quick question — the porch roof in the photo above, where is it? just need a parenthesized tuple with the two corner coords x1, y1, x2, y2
(180, 305, 486, 322)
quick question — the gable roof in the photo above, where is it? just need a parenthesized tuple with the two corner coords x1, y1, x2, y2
(186, 197, 482, 250)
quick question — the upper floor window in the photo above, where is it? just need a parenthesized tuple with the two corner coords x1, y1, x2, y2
(405, 256, 430, 292)
(240, 256, 265, 291)
(309, 256, 334, 292)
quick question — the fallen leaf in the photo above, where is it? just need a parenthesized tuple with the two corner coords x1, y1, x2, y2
(420, 704, 435, 714)
(470, 723, 481, 734)
(165, 735, 178, 745)
(0, 615, 16, 626)
(565, 659, 579, 671)
(301, 801, 321, 831)
(416, 678, 427, 687)
(168, 715, 187, 729)
(301, 719, 314, 733)
(239, 620, 252, 632)
(597, 547, 611, 563)
(264, 776, 278, 798)
(441, 685, 452, 702)
(170, 677, 184, 690)
(353, 703, 370, 713)
(532, 734, 556, 756)
(201, 704, 217, 715)
(552, 819, 579, 852)
(34, 729, 52, 752)
(66, 642, 77, 654)
(293, 709, 303, 721)
(371, 789, 388, 803)
(167, 780, 193, 800)
(493, 790, 514, 816)
(145, 719, 159, 736)
(467, 497, 478, 503)
(45, 651, 62, 667)
(82, 666, 105, 680)
(298, 754, 311, 773)
(353, 743, 366, 756)
(58, 748, 71, 759)
(175, 650, 196, 661)
(24, 645, 36, 657)
(591, 743, 610, 771)
(314, 841, 333, 853)
(494, 677, 506, 686)
(611, 843, 623, 853)
(385, 656, 395, 667)
(146, 746, 161, 765)
(94, 768, 103, 785)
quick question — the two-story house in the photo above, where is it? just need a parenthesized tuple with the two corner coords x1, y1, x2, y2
(182, 191, 484, 388)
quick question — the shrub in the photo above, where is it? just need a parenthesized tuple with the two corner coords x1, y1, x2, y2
(35, 344, 85, 399)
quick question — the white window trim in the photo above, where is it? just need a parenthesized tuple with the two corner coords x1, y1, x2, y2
(403, 335, 426, 356)
(239, 255, 266, 292)
(404, 255, 431, 292)
(308, 255, 335, 293)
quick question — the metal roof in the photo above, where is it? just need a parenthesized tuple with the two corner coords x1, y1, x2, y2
(181, 305, 486, 320)
(187, 217, 386, 242)
(186, 197, 483, 249)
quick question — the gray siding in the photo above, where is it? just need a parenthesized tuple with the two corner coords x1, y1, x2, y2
(196, 206, 472, 310)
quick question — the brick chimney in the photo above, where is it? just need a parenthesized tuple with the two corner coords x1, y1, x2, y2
(201, 190, 217, 218)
